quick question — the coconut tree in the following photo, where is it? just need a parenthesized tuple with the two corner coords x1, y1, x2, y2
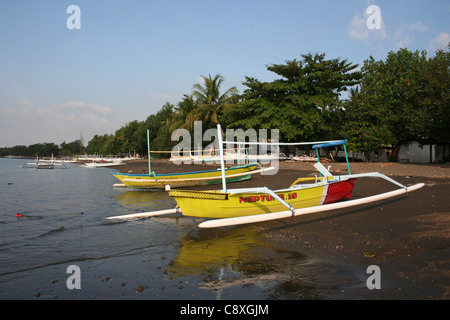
(191, 74, 238, 128)
(159, 102, 175, 127)
(170, 94, 198, 131)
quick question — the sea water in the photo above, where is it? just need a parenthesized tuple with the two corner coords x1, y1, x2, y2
(0, 158, 367, 300)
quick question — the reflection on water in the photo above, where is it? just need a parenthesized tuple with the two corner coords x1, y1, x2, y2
(167, 227, 358, 300)
(171, 227, 266, 276)
(115, 190, 177, 212)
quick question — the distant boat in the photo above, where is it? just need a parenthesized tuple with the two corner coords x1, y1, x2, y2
(21, 155, 69, 169)
(111, 163, 271, 189)
(84, 160, 124, 168)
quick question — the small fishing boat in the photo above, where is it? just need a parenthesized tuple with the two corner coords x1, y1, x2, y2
(107, 125, 424, 228)
(111, 163, 271, 189)
(169, 164, 355, 219)
(84, 160, 124, 168)
(21, 155, 69, 169)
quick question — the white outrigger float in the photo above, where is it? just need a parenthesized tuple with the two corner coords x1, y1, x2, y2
(107, 125, 425, 228)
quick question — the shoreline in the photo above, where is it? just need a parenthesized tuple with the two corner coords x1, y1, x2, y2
(114, 159, 450, 299)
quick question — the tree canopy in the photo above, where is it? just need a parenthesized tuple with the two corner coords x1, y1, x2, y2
(343, 47, 450, 158)
(224, 53, 362, 141)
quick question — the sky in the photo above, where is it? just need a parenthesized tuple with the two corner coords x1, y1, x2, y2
(0, 0, 448, 147)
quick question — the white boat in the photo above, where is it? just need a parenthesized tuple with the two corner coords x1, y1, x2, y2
(291, 155, 317, 162)
(84, 160, 124, 168)
(21, 155, 69, 169)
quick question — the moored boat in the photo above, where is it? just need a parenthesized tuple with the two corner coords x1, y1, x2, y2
(21, 155, 69, 169)
(169, 175, 355, 219)
(111, 163, 272, 189)
(110, 129, 273, 189)
(84, 160, 124, 167)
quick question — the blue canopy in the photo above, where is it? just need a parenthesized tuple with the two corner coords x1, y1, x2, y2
(312, 140, 346, 150)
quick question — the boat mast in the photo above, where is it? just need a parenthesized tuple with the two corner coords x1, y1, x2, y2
(217, 124, 227, 192)
(147, 129, 152, 175)
(147, 130, 157, 178)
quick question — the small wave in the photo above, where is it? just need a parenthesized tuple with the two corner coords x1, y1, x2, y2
(38, 226, 66, 237)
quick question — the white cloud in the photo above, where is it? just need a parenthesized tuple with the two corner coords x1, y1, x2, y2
(428, 32, 450, 53)
(55, 101, 113, 116)
(0, 100, 132, 146)
(148, 92, 180, 104)
(348, 13, 369, 41)
(394, 22, 428, 49)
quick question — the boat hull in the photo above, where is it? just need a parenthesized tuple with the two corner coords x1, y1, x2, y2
(111, 164, 257, 189)
(170, 179, 355, 218)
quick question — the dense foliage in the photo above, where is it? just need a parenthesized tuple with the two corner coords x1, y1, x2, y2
(0, 141, 82, 158)
(343, 47, 450, 158)
(2, 47, 448, 160)
(224, 53, 362, 141)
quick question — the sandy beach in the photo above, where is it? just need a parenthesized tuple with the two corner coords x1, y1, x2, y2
(114, 159, 450, 299)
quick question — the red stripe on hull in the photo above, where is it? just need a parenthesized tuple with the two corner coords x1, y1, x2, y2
(323, 179, 355, 205)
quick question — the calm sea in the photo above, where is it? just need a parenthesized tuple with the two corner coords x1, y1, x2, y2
(0, 158, 367, 300)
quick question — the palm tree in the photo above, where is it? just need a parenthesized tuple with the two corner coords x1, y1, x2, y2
(170, 94, 198, 131)
(158, 102, 175, 127)
(192, 74, 238, 127)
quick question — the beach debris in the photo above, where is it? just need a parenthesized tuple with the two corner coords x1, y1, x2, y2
(363, 249, 380, 258)
(380, 163, 394, 167)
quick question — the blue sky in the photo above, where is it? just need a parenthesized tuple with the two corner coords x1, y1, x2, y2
(0, 0, 448, 147)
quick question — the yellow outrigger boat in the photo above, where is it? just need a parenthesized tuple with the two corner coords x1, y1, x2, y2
(168, 164, 355, 219)
(107, 125, 425, 228)
(111, 129, 273, 189)
(111, 163, 269, 189)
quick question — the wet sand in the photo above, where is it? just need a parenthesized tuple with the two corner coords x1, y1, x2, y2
(114, 159, 450, 299)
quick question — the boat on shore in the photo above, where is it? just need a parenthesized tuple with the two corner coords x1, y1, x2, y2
(84, 159, 124, 168)
(169, 164, 355, 219)
(111, 163, 272, 189)
(107, 125, 424, 228)
(110, 129, 273, 189)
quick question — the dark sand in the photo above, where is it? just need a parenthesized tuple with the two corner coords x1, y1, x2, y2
(114, 159, 450, 299)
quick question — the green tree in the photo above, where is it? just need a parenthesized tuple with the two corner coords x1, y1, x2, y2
(171, 94, 199, 131)
(87, 134, 113, 154)
(144, 103, 177, 157)
(60, 140, 84, 156)
(114, 120, 141, 154)
(343, 47, 449, 159)
(226, 53, 361, 141)
(417, 46, 450, 146)
(27, 143, 59, 157)
(191, 74, 238, 128)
